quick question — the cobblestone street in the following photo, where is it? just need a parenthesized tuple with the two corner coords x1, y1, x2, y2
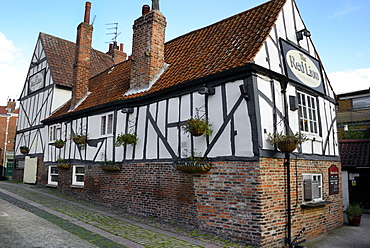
(0, 181, 246, 248)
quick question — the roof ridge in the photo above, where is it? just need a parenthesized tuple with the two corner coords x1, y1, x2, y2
(165, 0, 286, 46)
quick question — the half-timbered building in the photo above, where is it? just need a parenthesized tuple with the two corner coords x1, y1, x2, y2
(15, 0, 342, 247)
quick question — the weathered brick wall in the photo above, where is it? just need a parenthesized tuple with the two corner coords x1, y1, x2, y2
(257, 157, 343, 247)
(38, 157, 342, 247)
(52, 162, 199, 227)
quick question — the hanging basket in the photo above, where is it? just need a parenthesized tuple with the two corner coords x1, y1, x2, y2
(174, 159, 211, 173)
(101, 164, 122, 171)
(57, 163, 71, 169)
(73, 136, 86, 144)
(20, 148, 29, 155)
(54, 142, 65, 148)
(277, 141, 298, 153)
(189, 127, 205, 137)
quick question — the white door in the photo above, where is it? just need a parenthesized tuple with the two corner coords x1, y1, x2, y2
(23, 157, 38, 184)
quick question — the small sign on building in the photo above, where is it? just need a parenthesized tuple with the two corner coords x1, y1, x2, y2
(329, 164, 339, 195)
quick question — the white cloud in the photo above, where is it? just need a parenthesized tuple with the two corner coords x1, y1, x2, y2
(328, 68, 370, 94)
(0, 32, 27, 106)
(329, 2, 361, 19)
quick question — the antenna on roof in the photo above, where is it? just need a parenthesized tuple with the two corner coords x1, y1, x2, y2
(91, 15, 96, 26)
(106, 23, 121, 43)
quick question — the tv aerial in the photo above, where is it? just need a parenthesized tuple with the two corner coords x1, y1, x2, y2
(106, 23, 121, 43)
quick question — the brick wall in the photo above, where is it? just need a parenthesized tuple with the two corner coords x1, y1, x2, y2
(38, 157, 342, 247)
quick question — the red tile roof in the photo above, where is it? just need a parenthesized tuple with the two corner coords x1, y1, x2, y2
(0, 106, 7, 114)
(46, 0, 286, 120)
(339, 139, 370, 168)
(40, 33, 115, 88)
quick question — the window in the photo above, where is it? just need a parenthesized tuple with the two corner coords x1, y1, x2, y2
(352, 96, 370, 110)
(101, 114, 113, 135)
(48, 166, 58, 186)
(302, 173, 322, 203)
(298, 92, 318, 134)
(49, 124, 62, 142)
(72, 165, 85, 186)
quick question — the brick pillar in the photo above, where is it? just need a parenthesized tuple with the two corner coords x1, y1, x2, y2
(71, 2, 93, 109)
(130, 5, 166, 90)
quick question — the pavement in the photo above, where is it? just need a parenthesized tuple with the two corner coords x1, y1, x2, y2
(300, 211, 370, 248)
(1, 181, 370, 248)
(0, 181, 241, 248)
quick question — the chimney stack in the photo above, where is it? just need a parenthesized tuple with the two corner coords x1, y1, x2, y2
(6, 99, 16, 113)
(130, 1, 166, 90)
(71, 2, 93, 109)
(107, 42, 127, 64)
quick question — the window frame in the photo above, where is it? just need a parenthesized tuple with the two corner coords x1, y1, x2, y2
(297, 91, 319, 135)
(48, 165, 59, 186)
(100, 113, 114, 136)
(302, 173, 323, 204)
(49, 124, 62, 142)
(72, 165, 85, 187)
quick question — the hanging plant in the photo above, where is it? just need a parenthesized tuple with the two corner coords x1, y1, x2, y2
(266, 131, 307, 153)
(182, 116, 213, 137)
(54, 139, 65, 148)
(71, 133, 87, 144)
(56, 157, 71, 169)
(99, 152, 122, 171)
(174, 149, 211, 173)
(20, 146, 29, 154)
(115, 133, 138, 147)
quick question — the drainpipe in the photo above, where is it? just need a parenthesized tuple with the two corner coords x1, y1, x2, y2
(281, 81, 292, 247)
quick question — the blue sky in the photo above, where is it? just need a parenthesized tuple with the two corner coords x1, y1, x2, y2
(0, 0, 369, 105)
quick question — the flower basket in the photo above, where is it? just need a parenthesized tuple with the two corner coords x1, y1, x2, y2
(174, 159, 211, 173)
(73, 135, 86, 144)
(277, 141, 298, 153)
(54, 141, 65, 148)
(182, 116, 213, 137)
(266, 132, 307, 153)
(115, 133, 138, 147)
(101, 164, 122, 171)
(189, 126, 205, 136)
(20, 148, 28, 154)
(57, 163, 71, 169)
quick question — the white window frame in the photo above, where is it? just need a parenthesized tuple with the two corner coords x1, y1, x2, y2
(302, 173, 323, 204)
(297, 92, 318, 134)
(100, 114, 113, 136)
(49, 124, 62, 142)
(48, 165, 59, 186)
(72, 165, 85, 186)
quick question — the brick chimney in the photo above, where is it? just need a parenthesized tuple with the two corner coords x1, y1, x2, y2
(71, 2, 93, 109)
(130, 2, 167, 90)
(6, 99, 16, 113)
(107, 42, 127, 64)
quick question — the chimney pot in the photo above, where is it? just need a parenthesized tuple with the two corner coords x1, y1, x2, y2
(142, 5, 150, 15)
(120, 43, 124, 52)
(109, 43, 113, 51)
(84, 2, 92, 23)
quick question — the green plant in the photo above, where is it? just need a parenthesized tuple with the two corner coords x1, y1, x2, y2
(182, 115, 213, 137)
(54, 139, 65, 144)
(56, 157, 68, 163)
(20, 146, 29, 151)
(266, 131, 307, 145)
(345, 203, 362, 221)
(115, 133, 138, 147)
